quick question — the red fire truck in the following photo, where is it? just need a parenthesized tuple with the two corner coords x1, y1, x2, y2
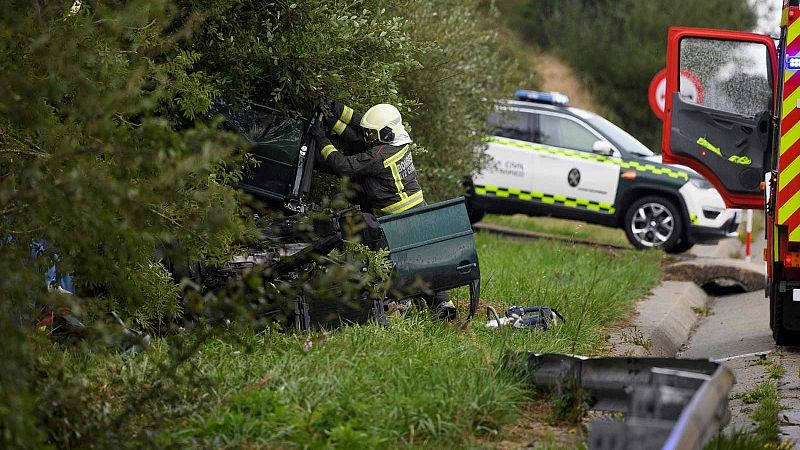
(662, 0, 800, 344)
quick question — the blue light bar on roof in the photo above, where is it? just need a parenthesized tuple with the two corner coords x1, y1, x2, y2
(514, 90, 570, 106)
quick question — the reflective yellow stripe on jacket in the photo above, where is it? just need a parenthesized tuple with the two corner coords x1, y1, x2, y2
(381, 190, 424, 214)
(380, 144, 424, 214)
(321, 144, 337, 159)
(384, 145, 409, 194)
(332, 106, 355, 135)
(340, 106, 353, 124)
(332, 120, 347, 135)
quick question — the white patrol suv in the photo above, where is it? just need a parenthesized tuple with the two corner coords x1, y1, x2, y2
(465, 90, 741, 253)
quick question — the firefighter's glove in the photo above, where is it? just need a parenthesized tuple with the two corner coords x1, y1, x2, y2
(309, 120, 328, 143)
(323, 100, 356, 136)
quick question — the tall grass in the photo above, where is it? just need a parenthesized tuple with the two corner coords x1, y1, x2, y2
(49, 234, 663, 448)
(482, 214, 631, 247)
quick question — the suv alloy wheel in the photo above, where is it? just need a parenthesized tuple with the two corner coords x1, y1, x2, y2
(623, 196, 683, 252)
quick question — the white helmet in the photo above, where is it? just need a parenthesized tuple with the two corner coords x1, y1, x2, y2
(360, 104, 406, 143)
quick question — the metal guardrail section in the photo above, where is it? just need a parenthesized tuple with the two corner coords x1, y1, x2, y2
(512, 354, 735, 450)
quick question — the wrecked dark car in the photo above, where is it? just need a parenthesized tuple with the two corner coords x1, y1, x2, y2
(211, 103, 482, 329)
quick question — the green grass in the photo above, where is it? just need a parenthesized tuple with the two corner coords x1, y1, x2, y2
(768, 361, 787, 380)
(482, 214, 631, 247)
(714, 382, 787, 450)
(50, 234, 663, 448)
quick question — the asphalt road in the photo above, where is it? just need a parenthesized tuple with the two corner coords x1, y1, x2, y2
(679, 289, 800, 443)
(680, 291, 774, 360)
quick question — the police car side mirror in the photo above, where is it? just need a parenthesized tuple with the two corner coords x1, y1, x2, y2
(592, 140, 614, 156)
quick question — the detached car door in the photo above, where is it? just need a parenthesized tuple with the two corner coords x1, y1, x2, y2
(662, 27, 777, 209)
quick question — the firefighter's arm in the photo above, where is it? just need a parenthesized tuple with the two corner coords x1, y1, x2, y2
(319, 140, 382, 177)
(324, 101, 364, 145)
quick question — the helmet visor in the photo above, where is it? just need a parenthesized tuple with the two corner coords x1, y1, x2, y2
(363, 127, 380, 143)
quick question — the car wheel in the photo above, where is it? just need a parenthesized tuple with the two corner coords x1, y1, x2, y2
(624, 196, 683, 251)
(665, 239, 694, 254)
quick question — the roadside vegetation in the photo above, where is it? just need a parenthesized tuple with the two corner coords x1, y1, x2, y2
(1, 2, 529, 446)
(482, 214, 631, 247)
(33, 234, 663, 447)
(711, 381, 789, 450)
(5, 0, 742, 447)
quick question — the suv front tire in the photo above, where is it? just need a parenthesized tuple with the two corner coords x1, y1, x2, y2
(623, 196, 683, 252)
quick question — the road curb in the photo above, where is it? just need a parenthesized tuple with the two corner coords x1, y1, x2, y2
(665, 258, 765, 292)
(610, 281, 709, 357)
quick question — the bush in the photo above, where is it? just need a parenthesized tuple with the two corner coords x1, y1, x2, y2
(0, 1, 528, 447)
(0, 1, 242, 446)
(174, 0, 529, 200)
(397, 0, 529, 199)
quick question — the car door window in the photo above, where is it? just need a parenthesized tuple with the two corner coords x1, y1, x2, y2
(538, 114, 597, 152)
(679, 38, 772, 118)
(488, 110, 532, 141)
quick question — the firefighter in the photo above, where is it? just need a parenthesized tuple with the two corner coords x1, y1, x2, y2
(309, 101, 457, 321)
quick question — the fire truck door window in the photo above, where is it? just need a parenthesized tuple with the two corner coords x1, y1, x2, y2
(679, 38, 772, 118)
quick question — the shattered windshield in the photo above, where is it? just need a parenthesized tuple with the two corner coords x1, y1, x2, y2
(679, 38, 772, 118)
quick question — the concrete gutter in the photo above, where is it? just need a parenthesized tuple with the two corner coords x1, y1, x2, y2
(611, 237, 767, 358)
(665, 258, 765, 293)
(610, 281, 709, 357)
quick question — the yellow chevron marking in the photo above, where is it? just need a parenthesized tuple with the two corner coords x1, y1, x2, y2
(473, 184, 615, 213)
(780, 156, 800, 190)
(791, 226, 800, 243)
(779, 189, 800, 223)
(782, 120, 800, 156)
(783, 84, 800, 119)
(791, 17, 800, 43)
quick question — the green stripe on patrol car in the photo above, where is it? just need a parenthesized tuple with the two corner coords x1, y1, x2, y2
(486, 136, 689, 181)
(475, 184, 615, 214)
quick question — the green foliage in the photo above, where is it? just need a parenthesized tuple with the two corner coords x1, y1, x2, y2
(551, 378, 588, 425)
(0, 1, 244, 446)
(711, 382, 787, 449)
(395, 0, 531, 199)
(173, 0, 528, 200)
(126, 260, 182, 332)
(12, 233, 663, 448)
(473, 233, 663, 352)
(335, 241, 393, 284)
(184, 0, 418, 110)
(512, 0, 756, 150)
(0, 0, 530, 447)
(0, 0, 246, 314)
(161, 318, 525, 448)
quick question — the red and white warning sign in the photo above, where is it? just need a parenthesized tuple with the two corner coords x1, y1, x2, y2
(648, 68, 704, 120)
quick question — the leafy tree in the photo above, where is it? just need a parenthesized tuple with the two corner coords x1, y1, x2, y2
(171, 0, 528, 199)
(397, 0, 529, 198)
(0, 1, 528, 447)
(512, 0, 756, 150)
(0, 1, 244, 446)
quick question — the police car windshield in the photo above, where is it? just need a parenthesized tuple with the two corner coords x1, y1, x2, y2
(582, 114, 655, 157)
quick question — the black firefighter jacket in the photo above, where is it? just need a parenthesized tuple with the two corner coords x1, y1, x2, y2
(318, 138, 425, 215)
